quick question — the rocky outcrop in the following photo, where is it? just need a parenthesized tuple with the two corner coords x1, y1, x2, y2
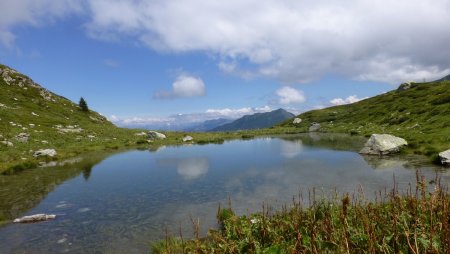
(309, 122, 321, 132)
(183, 136, 193, 142)
(33, 149, 57, 157)
(13, 214, 56, 223)
(359, 134, 407, 155)
(293, 118, 302, 124)
(397, 82, 414, 92)
(1, 65, 54, 101)
(148, 131, 166, 140)
(438, 149, 450, 165)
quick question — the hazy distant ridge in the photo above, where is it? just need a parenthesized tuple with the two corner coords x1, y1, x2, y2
(211, 108, 295, 131)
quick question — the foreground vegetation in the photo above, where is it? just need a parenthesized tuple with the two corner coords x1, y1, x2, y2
(279, 80, 450, 163)
(153, 173, 449, 253)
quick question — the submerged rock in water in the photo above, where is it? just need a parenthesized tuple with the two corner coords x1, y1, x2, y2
(13, 214, 56, 223)
(438, 149, 450, 165)
(359, 134, 407, 155)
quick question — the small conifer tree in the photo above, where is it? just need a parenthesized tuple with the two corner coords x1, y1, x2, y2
(79, 97, 89, 112)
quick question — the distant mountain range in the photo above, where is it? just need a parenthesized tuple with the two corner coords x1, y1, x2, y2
(211, 108, 295, 132)
(435, 74, 450, 82)
(185, 118, 233, 132)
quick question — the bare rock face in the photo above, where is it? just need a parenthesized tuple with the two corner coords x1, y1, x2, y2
(148, 131, 166, 140)
(438, 149, 450, 165)
(33, 149, 57, 157)
(359, 134, 407, 155)
(14, 214, 56, 223)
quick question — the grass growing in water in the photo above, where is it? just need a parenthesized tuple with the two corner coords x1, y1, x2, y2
(153, 172, 449, 253)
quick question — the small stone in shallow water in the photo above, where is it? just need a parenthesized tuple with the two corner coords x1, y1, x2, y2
(77, 207, 91, 213)
(13, 214, 56, 223)
(57, 238, 67, 244)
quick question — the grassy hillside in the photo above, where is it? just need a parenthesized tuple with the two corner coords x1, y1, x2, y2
(280, 80, 450, 161)
(0, 64, 147, 172)
(212, 108, 295, 131)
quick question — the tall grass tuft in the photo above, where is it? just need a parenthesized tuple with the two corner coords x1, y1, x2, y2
(152, 173, 450, 253)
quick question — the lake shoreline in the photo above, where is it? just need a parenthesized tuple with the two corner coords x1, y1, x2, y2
(2, 127, 447, 175)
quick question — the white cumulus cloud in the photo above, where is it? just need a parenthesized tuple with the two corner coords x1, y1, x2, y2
(82, 0, 450, 84)
(154, 74, 205, 99)
(329, 95, 368, 106)
(0, 0, 82, 47)
(3, 1, 450, 84)
(276, 86, 305, 105)
(205, 106, 272, 118)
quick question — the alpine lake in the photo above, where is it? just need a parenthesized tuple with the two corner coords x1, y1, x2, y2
(0, 134, 448, 253)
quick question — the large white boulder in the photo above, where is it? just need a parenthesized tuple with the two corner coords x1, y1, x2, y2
(33, 149, 57, 157)
(359, 134, 407, 155)
(183, 136, 193, 142)
(438, 149, 450, 165)
(148, 131, 166, 140)
(293, 118, 302, 124)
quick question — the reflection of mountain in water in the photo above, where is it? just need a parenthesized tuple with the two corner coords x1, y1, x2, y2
(280, 133, 367, 152)
(0, 152, 115, 222)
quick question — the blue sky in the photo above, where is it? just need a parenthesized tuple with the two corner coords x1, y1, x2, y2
(1, 0, 449, 128)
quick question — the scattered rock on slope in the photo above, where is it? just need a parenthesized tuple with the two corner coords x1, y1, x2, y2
(33, 149, 57, 157)
(359, 134, 407, 155)
(293, 118, 302, 124)
(309, 122, 321, 132)
(1, 140, 13, 146)
(16, 133, 30, 142)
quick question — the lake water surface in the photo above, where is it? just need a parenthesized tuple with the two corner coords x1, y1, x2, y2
(0, 134, 448, 253)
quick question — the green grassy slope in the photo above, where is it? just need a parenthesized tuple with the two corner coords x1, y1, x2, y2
(0, 64, 147, 172)
(280, 80, 450, 160)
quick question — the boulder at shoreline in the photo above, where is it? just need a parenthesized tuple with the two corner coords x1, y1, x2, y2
(359, 134, 407, 155)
